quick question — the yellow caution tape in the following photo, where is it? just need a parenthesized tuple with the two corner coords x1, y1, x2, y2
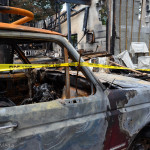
(0, 62, 149, 72)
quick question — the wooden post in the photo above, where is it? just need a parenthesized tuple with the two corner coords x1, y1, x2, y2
(119, 0, 122, 53)
(64, 48, 70, 99)
(131, 0, 135, 44)
(138, 0, 144, 42)
(125, 0, 128, 50)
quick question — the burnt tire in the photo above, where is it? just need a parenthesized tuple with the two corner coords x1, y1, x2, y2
(129, 136, 150, 150)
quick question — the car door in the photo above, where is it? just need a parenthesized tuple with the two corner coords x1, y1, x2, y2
(0, 41, 109, 150)
(0, 82, 109, 150)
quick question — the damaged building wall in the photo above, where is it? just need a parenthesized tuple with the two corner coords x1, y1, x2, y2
(60, 0, 106, 52)
(114, 0, 150, 55)
(145, 0, 150, 28)
(34, 0, 150, 57)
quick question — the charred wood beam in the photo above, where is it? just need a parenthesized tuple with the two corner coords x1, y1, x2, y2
(110, 61, 147, 76)
(64, 48, 70, 99)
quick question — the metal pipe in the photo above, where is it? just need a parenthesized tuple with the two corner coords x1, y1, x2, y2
(138, 0, 144, 42)
(111, 0, 116, 55)
(125, 0, 128, 50)
(0, 6, 34, 25)
(66, 3, 72, 42)
(83, 7, 89, 33)
(131, 0, 135, 44)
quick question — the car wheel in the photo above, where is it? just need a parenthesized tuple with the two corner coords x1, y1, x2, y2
(130, 137, 150, 150)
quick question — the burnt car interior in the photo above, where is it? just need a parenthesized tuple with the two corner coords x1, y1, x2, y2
(0, 38, 93, 107)
(0, 6, 123, 108)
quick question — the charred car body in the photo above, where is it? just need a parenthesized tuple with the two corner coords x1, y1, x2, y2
(0, 6, 150, 150)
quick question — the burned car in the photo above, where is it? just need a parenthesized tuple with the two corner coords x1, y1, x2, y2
(0, 6, 150, 150)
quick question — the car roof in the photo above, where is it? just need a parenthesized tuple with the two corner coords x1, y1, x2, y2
(0, 22, 63, 36)
(0, 6, 63, 37)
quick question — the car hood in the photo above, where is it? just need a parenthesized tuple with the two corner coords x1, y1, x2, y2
(94, 73, 150, 88)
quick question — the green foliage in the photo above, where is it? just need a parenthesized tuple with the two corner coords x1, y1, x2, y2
(10, 0, 57, 22)
(99, 7, 107, 25)
(98, 0, 107, 25)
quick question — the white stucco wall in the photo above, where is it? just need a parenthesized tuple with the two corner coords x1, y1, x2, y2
(61, 0, 106, 52)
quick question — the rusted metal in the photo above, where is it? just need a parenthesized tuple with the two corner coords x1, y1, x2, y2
(64, 47, 70, 99)
(0, 72, 26, 78)
(76, 50, 82, 95)
(13, 45, 31, 64)
(0, 73, 29, 105)
(15, 57, 53, 64)
(1, 20, 150, 150)
(0, 22, 63, 36)
(0, 6, 34, 25)
(12, 44, 32, 99)
(69, 87, 89, 97)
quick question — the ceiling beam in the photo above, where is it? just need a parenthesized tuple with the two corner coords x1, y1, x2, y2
(59, 0, 91, 5)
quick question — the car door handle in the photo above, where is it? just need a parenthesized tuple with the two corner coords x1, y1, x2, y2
(0, 122, 18, 134)
(0, 123, 18, 130)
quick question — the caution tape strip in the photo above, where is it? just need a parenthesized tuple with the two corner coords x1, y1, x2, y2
(0, 62, 150, 72)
